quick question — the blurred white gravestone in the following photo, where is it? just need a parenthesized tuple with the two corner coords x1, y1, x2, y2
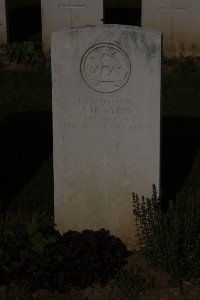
(41, 0, 103, 54)
(51, 25, 162, 249)
(142, 0, 200, 57)
(0, 0, 7, 43)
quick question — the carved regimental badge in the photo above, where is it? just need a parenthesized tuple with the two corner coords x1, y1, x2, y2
(80, 43, 131, 93)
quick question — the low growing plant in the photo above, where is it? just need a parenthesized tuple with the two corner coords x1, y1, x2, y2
(133, 185, 200, 285)
(0, 41, 45, 66)
(0, 213, 57, 284)
(174, 56, 200, 73)
(114, 267, 153, 300)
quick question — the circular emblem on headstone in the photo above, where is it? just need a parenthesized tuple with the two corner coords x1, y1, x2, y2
(80, 43, 131, 93)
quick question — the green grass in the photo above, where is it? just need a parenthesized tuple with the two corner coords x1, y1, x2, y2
(0, 66, 52, 215)
(9, 157, 54, 214)
(0, 68, 51, 120)
(161, 60, 200, 201)
(162, 62, 200, 117)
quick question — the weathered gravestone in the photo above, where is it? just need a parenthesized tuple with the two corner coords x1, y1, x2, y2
(51, 25, 162, 249)
(142, 0, 200, 57)
(0, 0, 7, 43)
(41, 0, 103, 54)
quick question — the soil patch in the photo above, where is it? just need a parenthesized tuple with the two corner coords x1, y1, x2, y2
(0, 225, 199, 300)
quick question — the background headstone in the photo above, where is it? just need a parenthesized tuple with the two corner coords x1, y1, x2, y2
(41, 0, 103, 54)
(0, 0, 7, 44)
(142, 0, 200, 57)
(52, 25, 162, 249)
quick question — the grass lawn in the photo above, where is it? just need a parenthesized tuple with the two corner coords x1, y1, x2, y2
(0, 67, 53, 214)
(161, 61, 200, 200)
(163, 63, 200, 117)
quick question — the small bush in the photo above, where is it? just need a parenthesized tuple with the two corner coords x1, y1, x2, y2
(114, 267, 153, 300)
(174, 56, 200, 73)
(133, 185, 200, 285)
(0, 41, 45, 66)
(0, 213, 57, 285)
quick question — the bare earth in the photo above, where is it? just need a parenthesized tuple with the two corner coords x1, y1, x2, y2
(71, 252, 200, 300)
(1, 251, 199, 300)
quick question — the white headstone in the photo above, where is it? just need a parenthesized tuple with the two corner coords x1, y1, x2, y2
(0, 0, 7, 44)
(41, 0, 103, 54)
(142, 0, 200, 57)
(52, 25, 162, 249)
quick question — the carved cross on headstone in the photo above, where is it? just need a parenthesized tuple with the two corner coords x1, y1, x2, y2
(58, 0, 86, 26)
(160, 0, 188, 39)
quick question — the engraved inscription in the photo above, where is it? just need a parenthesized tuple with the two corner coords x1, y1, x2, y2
(80, 43, 131, 93)
(64, 97, 134, 130)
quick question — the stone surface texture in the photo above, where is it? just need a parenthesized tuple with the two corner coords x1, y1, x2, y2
(52, 25, 162, 250)
(0, 0, 7, 44)
(41, 0, 103, 54)
(142, 0, 200, 57)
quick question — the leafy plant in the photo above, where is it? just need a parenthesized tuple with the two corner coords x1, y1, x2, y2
(174, 56, 200, 73)
(0, 41, 45, 66)
(133, 185, 200, 285)
(0, 214, 57, 284)
(114, 267, 153, 300)
(25, 222, 56, 253)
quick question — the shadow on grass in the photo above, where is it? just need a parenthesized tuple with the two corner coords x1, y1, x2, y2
(0, 112, 199, 214)
(0, 111, 52, 213)
(8, 5, 41, 42)
(161, 116, 200, 202)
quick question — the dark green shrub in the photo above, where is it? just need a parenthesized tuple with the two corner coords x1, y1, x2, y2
(0, 41, 45, 66)
(114, 267, 153, 300)
(133, 185, 200, 285)
(0, 214, 56, 284)
(174, 56, 200, 73)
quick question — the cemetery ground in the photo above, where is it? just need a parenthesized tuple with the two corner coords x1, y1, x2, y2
(0, 52, 200, 299)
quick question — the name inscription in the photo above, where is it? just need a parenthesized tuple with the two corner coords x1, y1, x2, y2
(64, 97, 135, 130)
